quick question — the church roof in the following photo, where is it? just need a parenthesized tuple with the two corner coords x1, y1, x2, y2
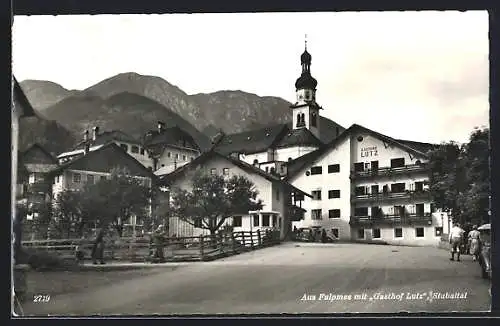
(285, 124, 435, 181)
(275, 128, 323, 149)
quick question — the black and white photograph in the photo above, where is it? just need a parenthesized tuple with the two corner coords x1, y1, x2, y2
(11, 11, 491, 315)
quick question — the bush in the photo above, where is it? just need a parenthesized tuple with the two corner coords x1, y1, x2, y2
(17, 247, 79, 271)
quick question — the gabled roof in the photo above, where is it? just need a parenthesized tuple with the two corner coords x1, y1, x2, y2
(22, 143, 59, 165)
(13, 76, 36, 118)
(51, 142, 156, 179)
(58, 145, 104, 158)
(159, 149, 311, 198)
(71, 130, 139, 151)
(145, 125, 200, 149)
(394, 138, 439, 153)
(275, 128, 323, 149)
(285, 123, 432, 181)
(214, 124, 290, 155)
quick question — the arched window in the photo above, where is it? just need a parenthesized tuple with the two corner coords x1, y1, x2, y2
(311, 112, 317, 127)
(296, 114, 301, 127)
(253, 159, 258, 165)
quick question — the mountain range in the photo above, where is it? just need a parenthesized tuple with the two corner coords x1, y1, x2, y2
(19, 72, 342, 154)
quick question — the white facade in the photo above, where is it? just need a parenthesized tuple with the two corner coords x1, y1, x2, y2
(167, 155, 290, 240)
(156, 146, 199, 172)
(288, 128, 446, 246)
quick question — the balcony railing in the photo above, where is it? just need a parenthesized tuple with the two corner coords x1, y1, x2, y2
(350, 164, 430, 180)
(351, 190, 431, 202)
(26, 182, 52, 194)
(350, 213, 432, 226)
(289, 205, 306, 221)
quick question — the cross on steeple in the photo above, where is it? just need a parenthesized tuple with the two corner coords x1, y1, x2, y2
(305, 34, 308, 50)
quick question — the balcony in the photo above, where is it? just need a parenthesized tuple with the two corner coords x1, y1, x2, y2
(27, 182, 52, 194)
(351, 190, 431, 203)
(289, 205, 306, 221)
(350, 164, 430, 180)
(350, 213, 432, 227)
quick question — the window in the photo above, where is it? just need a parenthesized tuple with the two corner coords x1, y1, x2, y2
(270, 167, 275, 174)
(371, 206, 382, 218)
(415, 227, 425, 238)
(223, 168, 230, 176)
(311, 190, 322, 200)
(390, 158, 405, 168)
(435, 227, 443, 237)
(415, 181, 424, 192)
(391, 183, 406, 193)
(120, 144, 128, 151)
(183, 155, 187, 161)
(354, 207, 369, 217)
(394, 228, 403, 238)
(272, 215, 277, 227)
(310, 166, 322, 175)
(331, 228, 339, 239)
(311, 112, 317, 127)
(73, 173, 81, 183)
(87, 174, 95, 184)
(253, 214, 260, 227)
(210, 168, 217, 175)
(56, 175, 60, 183)
(357, 229, 365, 239)
(265, 167, 269, 173)
(371, 160, 379, 171)
(253, 159, 259, 165)
(278, 218, 282, 229)
(194, 218, 202, 228)
(415, 203, 425, 216)
(262, 214, 270, 227)
(131, 145, 139, 153)
(311, 209, 322, 220)
(329, 209, 341, 219)
(328, 164, 340, 173)
(371, 185, 379, 194)
(100, 175, 107, 181)
(175, 153, 179, 159)
(167, 152, 171, 158)
(328, 190, 340, 199)
(140, 148, 145, 155)
(161, 164, 165, 167)
(233, 216, 242, 227)
(354, 162, 365, 172)
(373, 228, 381, 239)
(354, 187, 366, 196)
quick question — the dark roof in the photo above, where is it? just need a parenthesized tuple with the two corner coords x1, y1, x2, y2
(144, 126, 200, 150)
(285, 124, 431, 181)
(214, 124, 289, 155)
(71, 130, 139, 151)
(52, 142, 156, 179)
(22, 143, 59, 165)
(13, 76, 36, 118)
(395, 139, 439, 154)
(159, 149, 311, 198)
(275, 128, 322, 149)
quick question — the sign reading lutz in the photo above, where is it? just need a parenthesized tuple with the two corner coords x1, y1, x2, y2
(360, 146, 378, 158)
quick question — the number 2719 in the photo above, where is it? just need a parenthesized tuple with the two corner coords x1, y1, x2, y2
(33, 295, 51, 303)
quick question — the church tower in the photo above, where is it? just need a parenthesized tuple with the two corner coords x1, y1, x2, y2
(291, 36, 321, 139)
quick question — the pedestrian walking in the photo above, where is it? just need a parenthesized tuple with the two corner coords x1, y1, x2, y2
(91, 228, 106, 265)
(449, 222, 465, 261)
(468, 225, 481, 261)
(152, 225, 166, 263)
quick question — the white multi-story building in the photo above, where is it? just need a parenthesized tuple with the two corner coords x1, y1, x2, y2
(157, 150, 309, 240)
(211, 42, 450, 246)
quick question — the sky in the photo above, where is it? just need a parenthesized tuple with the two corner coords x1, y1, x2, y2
(12, 11, 489, 144)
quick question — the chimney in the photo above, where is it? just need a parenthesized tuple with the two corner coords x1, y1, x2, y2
(84, 130, 89, 142)
(158, 121, 165, 133)
(92, 126, 100, 141)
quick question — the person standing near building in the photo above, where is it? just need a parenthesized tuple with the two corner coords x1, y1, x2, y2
(449, 222, 465, 261)
(468, 225, 481, 261)
(91, 228, 106, 265)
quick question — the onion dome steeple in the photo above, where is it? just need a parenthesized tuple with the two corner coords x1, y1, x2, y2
(295, 36, 318, 91)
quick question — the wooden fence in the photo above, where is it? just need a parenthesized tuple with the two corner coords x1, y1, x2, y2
(21, 229, 281, 263)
